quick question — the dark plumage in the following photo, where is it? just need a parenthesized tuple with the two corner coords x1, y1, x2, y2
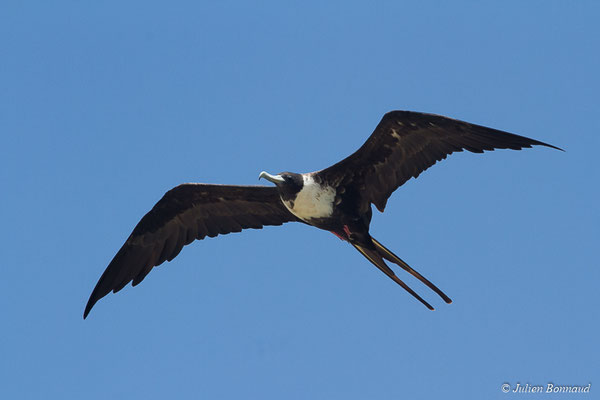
(84, 110, 561, 318)
(84, 185, 299, 318)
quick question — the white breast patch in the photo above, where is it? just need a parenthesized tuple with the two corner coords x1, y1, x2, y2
(283, 175, 336, 221)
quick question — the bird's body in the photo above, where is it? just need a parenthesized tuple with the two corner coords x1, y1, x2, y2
(273, 173, 371, 244)
(84, 111, 561, 318)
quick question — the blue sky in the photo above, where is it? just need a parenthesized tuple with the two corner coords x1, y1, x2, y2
(1, 1, 598, 399)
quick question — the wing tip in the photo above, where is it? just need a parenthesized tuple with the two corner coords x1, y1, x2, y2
(533, 139, 564, 152)
(546, 143, 565, 152)
(83, 300, 94, 319)
(83, 286, 107, 320)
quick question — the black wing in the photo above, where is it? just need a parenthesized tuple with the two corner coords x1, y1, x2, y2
(317, 111, 562, 212)
(84, 184, 298, 318)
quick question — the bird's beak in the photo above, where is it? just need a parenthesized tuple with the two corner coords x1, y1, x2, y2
(259, 171, 285, 184)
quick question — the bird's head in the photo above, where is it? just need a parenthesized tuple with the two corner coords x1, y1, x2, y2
(259, 171, 304, 199)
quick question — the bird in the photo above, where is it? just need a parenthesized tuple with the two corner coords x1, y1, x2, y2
(83, 110, 561, 318)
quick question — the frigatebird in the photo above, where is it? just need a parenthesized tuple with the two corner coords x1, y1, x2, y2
(84, 110, 561, 318)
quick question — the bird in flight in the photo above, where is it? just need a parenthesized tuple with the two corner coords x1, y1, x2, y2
(84, 111, 561, 318)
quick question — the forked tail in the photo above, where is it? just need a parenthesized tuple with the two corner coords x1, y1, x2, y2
(371, 237, 452, 304)
(351, 237, 452, 310)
